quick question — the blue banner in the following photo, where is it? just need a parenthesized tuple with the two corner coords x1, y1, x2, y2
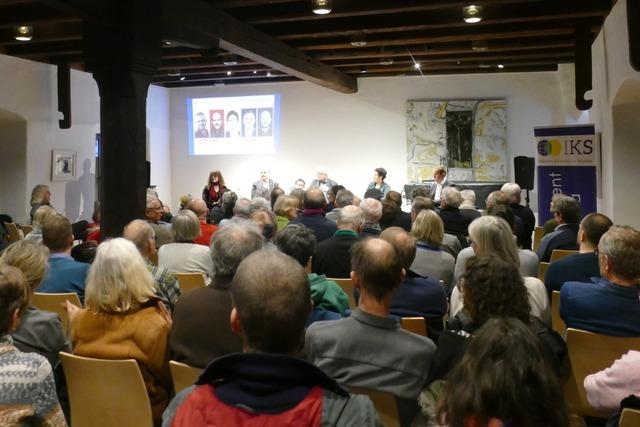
(537, 166, 597, 223)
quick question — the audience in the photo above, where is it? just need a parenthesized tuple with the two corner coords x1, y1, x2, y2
(269, 186, 285, 210)
(249, 208, 278, 246)
(536, 195, 581, 262)
(325, 189, 354, 222)
(359, 198, 383, 237)
(410, 210, 455, 290)
(381, 190, 412, 231)
(502, 182, 536, 250)
(545, 212, 612, 297)
(438, 187, 473, 238)
(291, 187, 337, 242)
(458, 189, 481, 222)
(208, 190, 237, 224)
(169, 222, 263, 368)
(25, 205, 57, 243)
(326, 184, 345, 212)
(38, 214, 89, 302)
(187, 198, 218, 246)
(146, 197, 173, 248)
(560, 225, 640, 336)
(163, 250, 378, 426)
(272, 194, 298, 230)
(312, 205, 363, 278)
(0, 265, 67, 427)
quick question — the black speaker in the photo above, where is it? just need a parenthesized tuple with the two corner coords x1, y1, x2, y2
(514, 156, 535, 190)
(146, 161, 151, 188)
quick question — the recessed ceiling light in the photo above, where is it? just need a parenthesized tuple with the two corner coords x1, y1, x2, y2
(266, 72, 272, 77)
(479, 63, 491, 69)
(168, 69, 181, 77)
(226, 71, 232, 76)
(253, 70, 257, 74)
(360, 66, 367, 74)
(179, 76, 186, 81)
(350, 31, 367, 47)
(497, 64, 505, 69)
(463, 5, 483, 23)
(471, 40, 488, 51)
(311, 0, 331, 15)
(14, 25, 33, 41)
(163, 40, 172, 46)
(379, 58, 394, 66)
(222, 54, 238, 66)
(414, 62, 421, 69)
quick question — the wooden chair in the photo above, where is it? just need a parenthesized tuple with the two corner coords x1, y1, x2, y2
(170, 360, 203, 394)
(31, 292, 81, 336)
(563, 328, 640, 419)
(349, 386, 400, 427)
(538, 262, 550, 282)
(4, 222, 22, 243)
(533, 226, 545, 252)
(59, 352, 154, 427)
(149, 251, 158, 266)
(174, 272, 206, 293)
(620, 408, 640, 427)
(550, 249, 579, 263)
(550, 291, 566, 336)
(19, 224, 33, 235)
(330, 278, 357, 309)
(400, 317, 427, 337)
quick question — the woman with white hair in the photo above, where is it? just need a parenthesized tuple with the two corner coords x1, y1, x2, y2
(65, 238, 171, 424)
(450, 215, 550, 325)
(158, 209, 214, 282)
(410, 210, 455, 290)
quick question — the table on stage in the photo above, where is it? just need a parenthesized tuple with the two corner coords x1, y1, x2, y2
(403, 181, 506, 209)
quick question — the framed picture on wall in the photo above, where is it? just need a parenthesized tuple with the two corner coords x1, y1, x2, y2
(51, 149, 76, 181)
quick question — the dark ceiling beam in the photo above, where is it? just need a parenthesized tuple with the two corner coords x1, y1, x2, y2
(163, 0, 357, 93)
(35, 0, 110, 22)
(354, 64, 559, 78)
(159, 74, 298, 87)
(0, 3, 77, 28)
(215, 0, 301, 7)
(157, 63, 271, 76)
(5, 39, 82, 56)
(154, 71, 288, 83)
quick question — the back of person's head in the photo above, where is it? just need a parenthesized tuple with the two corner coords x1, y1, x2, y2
(0, 240, 49, 292)
(460, 189, 476, 207)
(187, 198, 208, 219)
(553, 196, 581, 224)
(380, 227, 416, 270)
(270, 187, 285, 210)
(249, 208, 277, 241)
(32, 205, 57, 229)
(289, 188, 305, 207)
(328, 185, 345, 203)
(411, 209, 444, 246)
(500, 182, 522, 203)
(468, 216, 519, 267)
(275, 224, 316, 267)
(222, 191, 238, 209)
(438, 317, 567, 427)
(411, 187, 430, 199)
(460, 256, 530, 326)
(273, 195, 298, 218)
(363, 188, 383, 201)
(486, 204, 516, 233)
(123, 219, 155, 254)
(0, 265, 30, 334)
(71, 241, 98, 264)
(580, 213, 613, 246)
(30, 184, 50, 205)
(411, 196, 435, 216)
(337, 205, 364, 231)
(360, 198, 382, 224)
(85, 238, 156, 313)
(211, 222, 264, 278)
(231, 250, 311, 354)
(440, 187, 462, 208)
(42, 214, 73, 252)
(171, 209, 201, 241)
(485, 190, 508, 209)
(385, 190, 403, 208)
(249, 197, 270, 213)
(351, 238, 403, 300)
(598, 225, 640, 282)
(303, 187, 326, 209)
(380, 199, 401, 226)
(334, 189, 354, 208)
(233, 198, 251, 218)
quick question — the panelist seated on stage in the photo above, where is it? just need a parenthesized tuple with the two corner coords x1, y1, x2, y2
(429, 166, 452, 205)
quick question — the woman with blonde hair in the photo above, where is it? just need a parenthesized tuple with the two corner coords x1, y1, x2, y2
(273, 195, 299, 230)
(25, 205, 57, 244)
(202, 170, 228, 210)
(410, 209, 455, 289)
(66, 238, 171, 425)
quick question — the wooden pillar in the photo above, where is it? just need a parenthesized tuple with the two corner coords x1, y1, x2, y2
(574, 24, 593, 111)
(83, 0, 162, 237)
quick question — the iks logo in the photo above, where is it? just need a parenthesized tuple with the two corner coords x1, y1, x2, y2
(537, 138, 594, 157)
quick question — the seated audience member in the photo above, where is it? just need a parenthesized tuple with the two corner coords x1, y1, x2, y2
(458, 189, 481, 223)
(380, 199, 401, 231)
(545, 212, 612, 297)
(291, 187, 337, 242)
(438, 187, 473, 238)
(382, 227, 447, 341)
(70, 241, 97, 264)
(485, 190, 527, 248)
(163, 250, 378, 426)
(187, 198, 218, 246)
(435, 317, 567, 427)
(29, 184, 53, 223)
(502, 182, 536, 250)
(249, 208, 277, 247)
(269, 187, 285, 210)
(146, 197, 173, 248)
(0, 265, 67, 427)
(429, 256, 566, 384)
(276, 224, 349, 324)
(325, 189, 354, 223)
(249, 197, 270, 214)
(289, 188, 305, 209)
(25, 205, 57, 243)
(219, 196, 251, 226)
(312, 205, 363, 279)
(123, 220, 181, 311)
(272, 195, 298, 230)
(410, 210, 455, 290)
(169, 222, 263, 368)
(536, 195, 580, 262)
(178, 194, 192, 211)
(85, 204, 101, 242)
(584, 350, 640, 417)
(158, 210, 214, 282)
(363, 188, 383, 201)
(381, 191, 412, 231)
(359, 198, 383, 237)
(451, 216, 550, 325)
(208, 190, 237, 225)
(38, 214, 89, 302)
(65, 238, 172, 425)
(326, 184, 345, 212)
(561, 225, 640, 337)
(411, 186, 430, 200)
(306, 238, 436, 426)
(542, 193, 564, 235)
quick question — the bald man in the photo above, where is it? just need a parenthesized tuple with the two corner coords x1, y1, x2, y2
(188, 198, 218, 246)
(312, 205, 363, 278)
(291, 187, 337, 242)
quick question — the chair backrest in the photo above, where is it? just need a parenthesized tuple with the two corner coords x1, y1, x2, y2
(564, 328, 640, 418)
(59, 352, 154, 427)
(31, 292, 81, 336)
(538, 262, 550, 282)
(330, 278, 357, 309)
(533, 226, 545, 252)
(550, 291, 566, 336)
(400, 317, 427, 337)
(550, 249, 579, 263)
(174, 272, 206, 293)
(149, 251, 158, 266)
(620, 408, 640, 427)
(4, 222, 22, 243)
(170, 360, 203, 394)
(349, 386, 400, 427)
(19, 224, 33, 235)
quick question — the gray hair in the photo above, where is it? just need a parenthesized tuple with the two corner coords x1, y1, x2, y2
(337, 205, 364, 230)
(441, 187, 462, 208)
(500, 183, 522, 203)
(411, 196, 435, 215)
(233, 198, 252, 218)
(335, 189, 355, 208)
(249, 197, 270, 213)
(146, 196, 161, 209)
(460, 190, 476, 206)
(468, 216, 520, 267)
(123, 219, 154, 253)
(32, 205, 57, 229)
(210, 222, 264, 277)
(359, 198, 382, 223)
(598, 225, 640, 281)
(171, 209, 201, 241)
(30, 185, 49, 205)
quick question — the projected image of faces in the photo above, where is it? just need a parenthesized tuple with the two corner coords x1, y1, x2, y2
(242, 109, 257, 137)
(258, 108, 273, 137)
(194, 112, 209, 138)
(225, 110, 240, 138)
(210, 110, 224, 138)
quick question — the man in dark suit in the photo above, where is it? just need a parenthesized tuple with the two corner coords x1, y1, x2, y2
(536, 195, 581, 262)
(429, 165, 452, 205)
(291, 186, 337, 243)
(312, 205, 363, 278)
(438, 187, 473, 237)
(502, 182, 536, 250)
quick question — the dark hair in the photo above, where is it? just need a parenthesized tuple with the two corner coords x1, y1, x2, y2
(270, 187, 285, 210)
(328, 185, 346, 201)
(335, 189, 354, 208)
(374, 167, 387, 180)
(385, 190, 402, 208)
(553, 196, 580, 224)
(380, 199, 401, 229)
(411, 187, 430, 199)
(295, 178, 305, 187)
(411, 196, 435, 214)
(486, 204, 516, 233)
(275, 224, 316, 267)
(0, 265, 30, 334)
(226, 110, 239, 122)
(363, 188, 383, 201)
(42, 214, 73, 252)
(71, 241, 98, 264)
(289, 188, 305, 207)
(461, 256, 530, 326)
(303, 187, 326, 209)
(231, 250, 311, 354)
(438, 317, 567, 427)
(208, 170, 225, 187)
(581, 213, 613, 246)
(351, 238, 402, 300)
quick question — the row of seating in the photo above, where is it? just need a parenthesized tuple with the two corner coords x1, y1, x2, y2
(3, 222, 31, 243)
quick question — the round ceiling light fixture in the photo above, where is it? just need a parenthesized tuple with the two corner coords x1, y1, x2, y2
(15, 25, 33, 41)
(311, 0, 332, 15)
(463, 5, 483, 23)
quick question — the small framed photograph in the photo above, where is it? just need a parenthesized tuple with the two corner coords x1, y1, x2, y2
(51, 150, 76, 181)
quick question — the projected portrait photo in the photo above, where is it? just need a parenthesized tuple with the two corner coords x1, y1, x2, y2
(209, 110, 225, 138)
(225, 110, 241, 138)
(258, 108, 273, 137)
(242, 108, 257, 137)
(194, 112, 209, 138)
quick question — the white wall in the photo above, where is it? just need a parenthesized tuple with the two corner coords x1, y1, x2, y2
(0, 110, 27, 221)
(147, 85, 172, 203)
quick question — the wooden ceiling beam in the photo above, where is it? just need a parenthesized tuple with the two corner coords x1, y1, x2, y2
(355, 64, 559, 78)
(0, 2, 77, 28)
